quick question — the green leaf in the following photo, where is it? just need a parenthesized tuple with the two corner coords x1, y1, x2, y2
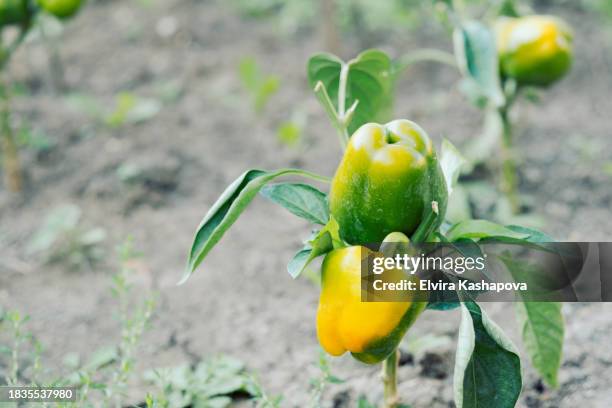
(183, 169, 330, 283)
(446, 219, 529, 242)
(259, 183, 329, 225)
(287, 248, 313, 279)
(453, 21, 504, 107)
(515, 302, 564, 388)
(307, 49, 393, 134)
(446, 184, 472, 224)
(454, 301, 522, 408)
(440, 138, 467, 196)
(479, 225, 556, 253)
(505, 225, 555, 243)
(286, 218, 342, 278)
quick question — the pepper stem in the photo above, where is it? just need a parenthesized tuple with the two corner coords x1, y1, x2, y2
(382, 349, 399, 408)
(499, 106, 519, 213)
(0, 72, 22, 192)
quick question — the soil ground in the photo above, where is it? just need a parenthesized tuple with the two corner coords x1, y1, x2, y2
(1, 0, 612, 407)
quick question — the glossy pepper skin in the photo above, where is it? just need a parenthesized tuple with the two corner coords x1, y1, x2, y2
(317, 243, 426, 364)
(329, 120, 447, 245)
(37, 0, 82, 18)
(495, 15, 573, 87)
(0, 0, 29, 26)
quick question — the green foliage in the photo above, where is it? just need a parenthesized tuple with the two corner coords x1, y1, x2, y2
(238, 57, 280, 114)
(440, 138, 468, 196)
(25, 204, 106, 270)
(16, 123, 53, 152)
(260, 182, 329, 225)
(586, 0, 612, 21)
(446, 219, 529, 241)
(0, 239, 157, 407)
(514, 302, 564, 388)
(144, 356, 255, 408)
(453, 20, 504, 108)
(105, 92, 162, 128)
(309, 351, 344, 407)
(286, 217, 343, 279)
(307, 49, 393, 134)
(454, 301, 522, 408)
(230, 0, 428, 36)
(64, 92, 162, 128)
(0, 309, 40, 387)
(183, 168, 330, 282)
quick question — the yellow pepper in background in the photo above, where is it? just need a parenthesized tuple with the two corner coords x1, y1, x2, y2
(37, 0, 83, 19)
(496, 15, 573, 87)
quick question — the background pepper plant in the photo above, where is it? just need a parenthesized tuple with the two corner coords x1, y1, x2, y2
(0, 0, 84, 192)
(435, 0, 574, 215)
(183, 47, 566, 408)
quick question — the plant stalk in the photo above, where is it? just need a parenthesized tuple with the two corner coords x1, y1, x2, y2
(394, 48, 458, 75)
(337, 62, 351, 147)
(499, 106, 519, 213)
(382, 349, 399, 408)
(320, 0, 341, 56)
(0, 73, 22, 192)
(39, 20, 66, 93)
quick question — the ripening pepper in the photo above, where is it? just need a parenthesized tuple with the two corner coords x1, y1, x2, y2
(0, 0, 29, 26)
(37, 0, 83, 19)
(495, 15, 573, 87)
(317, 234, 426, 364)
(329, 120, 448, 245)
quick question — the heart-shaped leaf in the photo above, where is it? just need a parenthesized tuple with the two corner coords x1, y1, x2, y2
(308, 49, 393, 134)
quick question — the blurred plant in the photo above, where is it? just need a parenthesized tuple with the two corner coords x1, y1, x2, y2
(0, 0, 85, 192)
(247, 374, 282, 408)
(102, 237, 156, 407)
(31, 13, 67, 92)
(16, 120, 53, 153)
(229, 0, 429, 39)
(0, 309, 43, 387)
(586, 0, 612, 20)
(308, 350, 343, 408)
(143, 356, 259, 408)
(105, 92, 162, 128)
(25, 204, 106, 270)
(238, 57, 280, 114)
(276, 108, 308, 148)
(276, 120, 302, 147)
(0, 238, 157, 408)
(64, 91, 162, 129)
(430, 0, 573, 215)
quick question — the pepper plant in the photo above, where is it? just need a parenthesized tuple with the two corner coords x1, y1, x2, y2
(438, 0, 573, 212)
(0, 0, 84, 192)
(183, 48, 565, 407)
